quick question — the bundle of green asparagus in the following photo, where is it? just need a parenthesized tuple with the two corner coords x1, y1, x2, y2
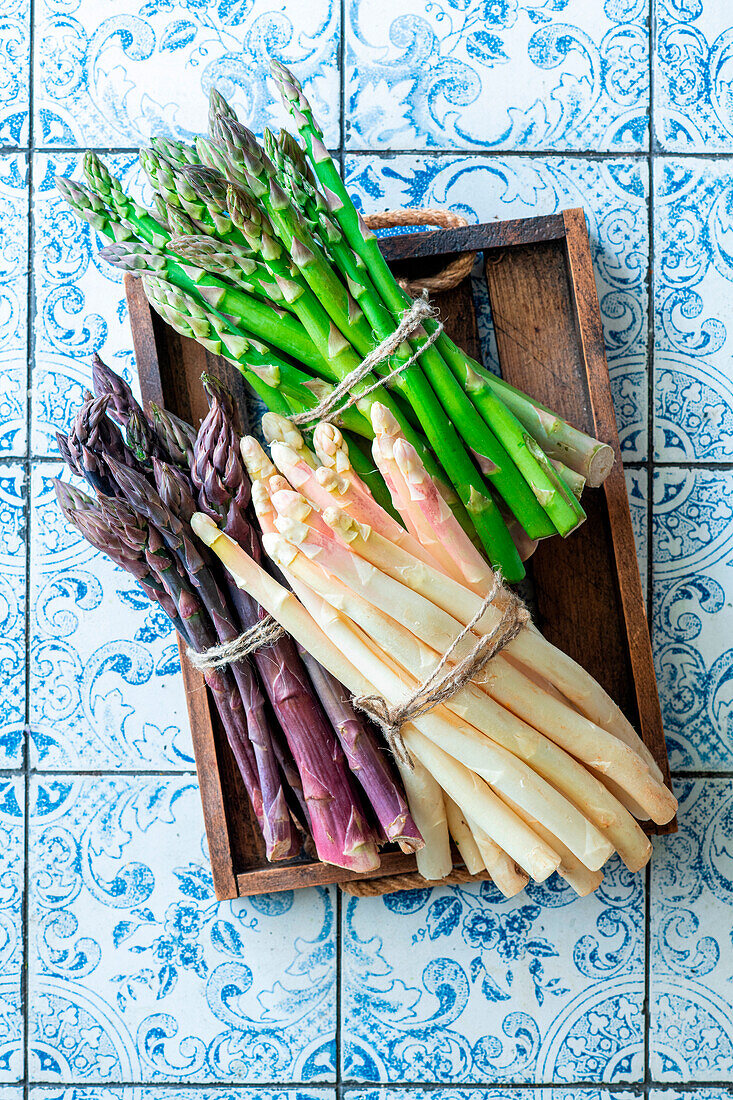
(55, 356, 422, 872)
(194, 408, 677, 896)
(56, 59, 615, 584)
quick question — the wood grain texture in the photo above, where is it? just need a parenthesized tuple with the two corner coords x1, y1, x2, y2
(377, 214, 566, 263)
(124, 209, 673, 900)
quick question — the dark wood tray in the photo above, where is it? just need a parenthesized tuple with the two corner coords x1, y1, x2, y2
(125, 207, 673, 901)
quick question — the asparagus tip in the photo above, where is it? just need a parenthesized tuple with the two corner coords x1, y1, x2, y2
(190, 510, 220, 546)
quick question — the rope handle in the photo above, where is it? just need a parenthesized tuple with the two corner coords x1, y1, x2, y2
(340, 866, 493, 896)
(363, 207, 477, 294)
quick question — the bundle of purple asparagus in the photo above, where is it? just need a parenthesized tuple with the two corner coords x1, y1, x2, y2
(55, 356, 422, 872)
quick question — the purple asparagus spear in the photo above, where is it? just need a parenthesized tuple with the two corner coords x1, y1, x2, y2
(192, 378, 380, 872)
(106, 455, 298, 860)
(297, 647, 423, 852)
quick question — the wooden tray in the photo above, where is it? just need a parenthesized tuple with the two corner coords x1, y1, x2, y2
(125, 207, 673, 901)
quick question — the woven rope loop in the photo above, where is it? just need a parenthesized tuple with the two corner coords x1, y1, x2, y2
(363, 207, 477, 295)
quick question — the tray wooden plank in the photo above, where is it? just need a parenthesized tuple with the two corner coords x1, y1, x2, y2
(124, 208, 673, 899)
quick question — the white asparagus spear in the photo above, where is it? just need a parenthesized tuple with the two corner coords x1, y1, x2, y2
(273, 512, 673, 825)
(191, 512, 454, 877)
(271, 487, 337, 543)
(403, 729, 561, 883)
(499, 794, 604, 897)
(271, 439, 440, 571)
(262, 411, 318, 467)
(401, 759, 453, 881)
(268, 534, 616, 871)
(325, 507, 661, 777)
(444, 796, 485, 875)
(312, 421, 372, 485)
(241, 434, 278, 484)
(371, 405, 462, 581)
(590, 772, 651, 821)
(393, 433, 494, 595)
(462, 812, 530, 897)
(476, 660, 676, 823)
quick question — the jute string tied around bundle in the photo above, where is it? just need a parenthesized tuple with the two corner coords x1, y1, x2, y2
(291, 294, 442, 429)
(291, 207, 475, 430)
(353, 572, 530, 769)
(187, 614, 285, 672)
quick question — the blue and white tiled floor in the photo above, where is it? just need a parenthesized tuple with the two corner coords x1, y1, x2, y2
(1, 0, 733, 1093)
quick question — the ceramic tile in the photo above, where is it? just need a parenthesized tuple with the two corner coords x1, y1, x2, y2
(345, 154, 649, 459)
(650, 1092, 733, 1100)
(33, 0, 339, 148)
(345, 1092, 638, 1100)
(28, 463, 191, 770)
(342, 860, 646, 1083)
(0, 156, 29, 458)
(654, 0, 733, 151)
(346, 0, 649, 152)
(652, 466, 733, 772)
(32, 153, 146, 457)
(28, 775, 338, 1083)
(650, 777, 733, 1081)
(0, 462, 26, 769)
(0, 778, 26, 1083)
(32, 1091, 334, 1100)
(0, 0, 29, 145)
(654, 159, 733, 462)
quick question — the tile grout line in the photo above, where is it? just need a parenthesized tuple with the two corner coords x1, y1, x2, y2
(643, 1, 656, 1089)
(22, 0, 36, 1092)
(2, 144, 729, 159)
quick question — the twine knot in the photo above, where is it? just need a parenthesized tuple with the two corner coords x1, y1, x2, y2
(292, 295, 442, 428)
(353, 574, 529, 767)
(187, 614, 285, 671)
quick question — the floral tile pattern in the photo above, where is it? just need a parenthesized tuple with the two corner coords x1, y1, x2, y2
(650, 778, 733, 1081)
(0, 463, 26, 769)
(345, 1092, 638, 1100)
(654, 0, 733, 151)
(0, 156, 29, 458)
(654, 159, 733, 462)
(28, 464, 190, 770)
(32, 153, 144, 458)
(342, 859, 645, 1083)
(0, 0, 29, 145)
(651, 1092, 733, 1100)
(28, 775, 337, 1083)
(345, 0, 650, 151)
(0, 0, 730, 1094)
(346, 154, 650, 459)
(0, 778, 25, 1084)
(33, 0, 340, 148)
(652, 467, 733, 772)
(31, 1091, 334, 1100)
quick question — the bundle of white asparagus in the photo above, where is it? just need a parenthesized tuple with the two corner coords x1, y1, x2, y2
(192, 403, 677, 897)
